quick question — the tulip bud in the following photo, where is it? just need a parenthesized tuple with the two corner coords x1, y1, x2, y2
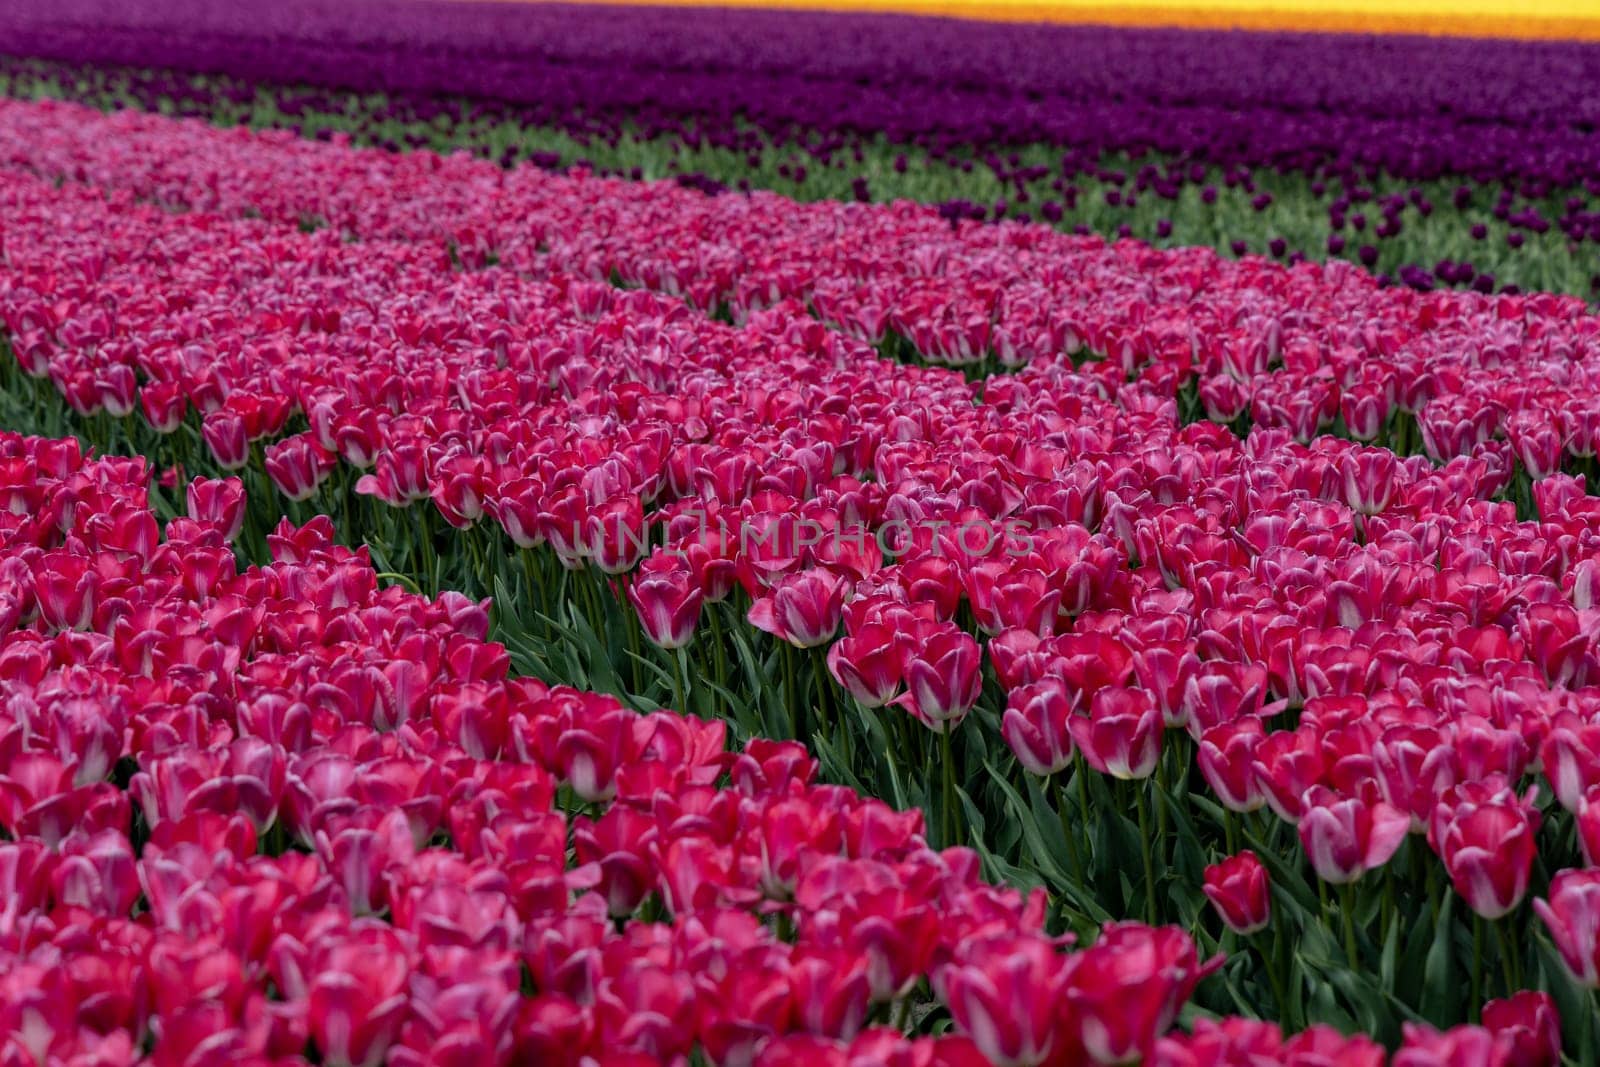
(898, 626, 982, 733)
(1000, 678, 1075, 777)
(940, 937, 1069, 1067)
(1431, 781, 1540, 920)
(1340, 449, 1397, 515)
(31, 553, 96, 632)
(201, 411, 250, 471)
(1297, 785, 1409, 885)
(1070, 687, 1161, 780)
(1068, 924, 1219, 1065)
(1482, 990, 1561, 1067)
(626, 556, 703, 650)
(265, 434, 336, 502)
(183, 477, 247, 544)
(1536, 869, 1600, 987)
(826, 622, 903, 708)
(1199, 374, 1249, 423)
(140, 379, 188, 434)
(1508, 414, 1564, 480)
(748, 569, 847, 649)
(1202, 851, 1271, 935)
(584, 495, 647, 574)
(1197, 718, 1266, 814)
(306, 927, 413, 1067)
(1339, 389, 1389, 441)
(1393, 1023, 1500, 1067)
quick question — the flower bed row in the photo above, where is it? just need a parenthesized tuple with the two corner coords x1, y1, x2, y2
(0, 427, 1247, 1067)
(3, 106, 1600, 1051)
(3, 10, 1600, 298)
(0, 414, 1566, 1065)
(4, 97, 1600, 491)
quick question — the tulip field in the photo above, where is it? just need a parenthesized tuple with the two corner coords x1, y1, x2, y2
(3, 4, 1600, 1067)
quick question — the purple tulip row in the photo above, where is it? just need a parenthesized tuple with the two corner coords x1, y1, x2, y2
(1, 0, 1598, 193)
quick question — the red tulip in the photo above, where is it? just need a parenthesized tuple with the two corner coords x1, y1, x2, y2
(1393, 1023, 1500, 1067)
(305, 924, 414, 1067)
(266, 434, 337, 502)
(1068, 924, 1218, 1065)
(1482, 991, 1561, 1067)
(939, 937, 1071, 1067)
(201, 410, 251, 471)
(585, 495, 648, 574)
(140, 379, 189, 433)
(826, 622, 903, 708)
(1149, 1017, 1283, 1066)
(1539, 719, 1600, 812)
(789, 949, 872, 1042)
(964, 561, 1060, 637)
(430, 453, 489, 529)
(32, 552, 97, 632)
(1373, 724, 1456, 831)
(1130, 641, 1200, 730)
(1276, 1024, 1385, 1067)
(1507, 413, 1563, 480)
(1202, 851, 1271, 935)
(1196, 718, 1266, 814)
(1251, 728, 1326, 824)
(1577, 788, 1600, 866)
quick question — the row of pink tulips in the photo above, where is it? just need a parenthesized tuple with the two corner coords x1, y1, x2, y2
(0, 429, 1238, 1067)
(3, 99, 1600, 481)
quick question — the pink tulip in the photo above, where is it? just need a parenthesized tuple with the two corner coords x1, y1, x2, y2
(1430, 780, 1540, 920)
(626, 556, 704, 650)
(1535, 869, 1600, 987)
(1001, 678, 1075, 777)
(898, 626, 982, 732)
(1070, 687, 1161, 781)
(748, 568, 847, 649)
(1297, 785, 1409, 884)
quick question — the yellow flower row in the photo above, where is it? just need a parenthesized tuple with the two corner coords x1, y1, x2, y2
(479, 0, 1600, 40)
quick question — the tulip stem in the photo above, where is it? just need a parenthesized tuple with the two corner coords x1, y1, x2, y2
(1259, 928, 1288, 1021)
(1339, 882, 1360, 970)
(1154, 755, 1170, 866)
(708, 606, 728, 700)
(417, 507, 437, 592)
(1054, 775, 1085, 888)
(940, 723, 958, 848)
(1135, 785, 1157, 924)
(1380, 869, 1394, 950)
(519, 547, 539, 609)
(1587, 991, 1599, 1063)
(1076, 759, 1093, 847)
(782, 642, 800, 741)
(1495, 919, 1518, 997)
(1471, 913, 1484, 1020)
(675, 647, 692, 715)
(811, 651, 836, 753)
(623, 592, 643, 691)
